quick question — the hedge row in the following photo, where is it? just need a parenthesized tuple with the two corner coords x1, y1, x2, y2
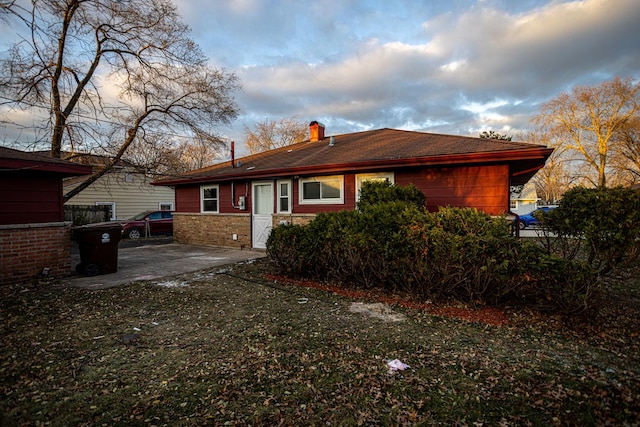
(267, 182, 599, 314)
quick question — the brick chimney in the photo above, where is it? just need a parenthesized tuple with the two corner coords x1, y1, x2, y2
(309, 121, 325, 142)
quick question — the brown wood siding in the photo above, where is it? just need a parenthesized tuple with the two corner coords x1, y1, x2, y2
(396, 165, 509, 215)
(0, 172, 64, 225)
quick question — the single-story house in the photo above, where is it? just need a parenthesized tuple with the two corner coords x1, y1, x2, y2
(0, 147, 92, 285)
(154, 122, 553, 249)
(40, 152, 175, 220)
(509, 182, 539, 215)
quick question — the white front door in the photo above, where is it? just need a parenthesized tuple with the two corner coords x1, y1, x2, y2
(252, 182, 273, 249)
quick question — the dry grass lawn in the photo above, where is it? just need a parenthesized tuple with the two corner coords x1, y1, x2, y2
(1, 258, 639, 426)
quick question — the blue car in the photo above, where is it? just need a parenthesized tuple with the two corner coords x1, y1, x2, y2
(517, 206, 557, 229)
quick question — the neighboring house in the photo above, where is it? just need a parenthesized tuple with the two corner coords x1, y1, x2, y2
(154, 122, 553, 250)
(0, 147, 91, 285)
(55, 153, 175, 220)
(509, 182, 539, 215)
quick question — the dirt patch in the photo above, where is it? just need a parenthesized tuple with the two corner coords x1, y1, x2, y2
(349, 302, 406, 322)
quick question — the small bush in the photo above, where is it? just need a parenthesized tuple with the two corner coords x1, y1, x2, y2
(266, 224, 311, 277)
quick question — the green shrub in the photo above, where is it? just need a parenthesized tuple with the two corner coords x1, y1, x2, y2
(433, 206, 512, 238)
(527, 256, 600, 314)
(266, 224, 311, 277)
(356, 180, 426, 210)
(541, 186, 640, 276)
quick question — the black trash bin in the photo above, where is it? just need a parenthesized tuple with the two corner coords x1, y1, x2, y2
(73, 223, 123, 276)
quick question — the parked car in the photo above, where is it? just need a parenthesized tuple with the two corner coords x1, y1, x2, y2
(120, 210, 173, 239)
(517, 206, 557, 229)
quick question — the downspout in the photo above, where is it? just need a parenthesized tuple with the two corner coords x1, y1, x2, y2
(230, 141, 235, 168)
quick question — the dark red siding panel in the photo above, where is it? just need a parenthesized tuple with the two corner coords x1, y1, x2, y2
(176, 182, 253, 214)
(173, 166, 510, 217)
(292, 174, 354, 214)
(219, 183, 232, 214)
(396, 165, 509, 215)
(0, 172, 65, 225)
(175, 186, 201, 213)
(220, 182, 250, 214)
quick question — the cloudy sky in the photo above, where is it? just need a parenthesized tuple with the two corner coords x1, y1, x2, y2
(172, 0, 639, 153)
(1, 0, 639, 155)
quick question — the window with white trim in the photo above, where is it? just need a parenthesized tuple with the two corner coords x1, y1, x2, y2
(96, 202, 116, 220)
(510, 200, 517, 210)
(201, 185, 219, 213)
(159, 202, 174, 211)
(277, 180, 291, 213)
(355, 172, 395, 202)
(299, 176, 344, 204)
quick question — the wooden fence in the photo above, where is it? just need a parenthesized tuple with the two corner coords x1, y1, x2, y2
(64, 205, 110, 226)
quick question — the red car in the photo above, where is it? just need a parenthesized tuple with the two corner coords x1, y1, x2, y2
(121, 210, 173, 239)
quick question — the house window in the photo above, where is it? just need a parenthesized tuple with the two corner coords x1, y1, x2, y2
(96, 202, 116, 220)
(299, 176, 344, 204)
(355, 172, 395, 202)
(201, 185, 219, 213)
(277, 180, 291, 213)
(510, 200, 517, 210)
(159, 202, 174, 211)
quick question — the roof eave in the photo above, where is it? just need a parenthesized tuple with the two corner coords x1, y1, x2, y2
(0, 158, 93, 176)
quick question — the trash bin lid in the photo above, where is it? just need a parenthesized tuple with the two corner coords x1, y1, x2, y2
(72, 222, 123, 231)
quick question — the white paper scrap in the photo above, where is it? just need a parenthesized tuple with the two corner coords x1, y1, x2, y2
(387, 359, 410, 373)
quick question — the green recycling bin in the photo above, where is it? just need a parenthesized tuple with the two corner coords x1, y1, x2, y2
(73, 223, 123, 276)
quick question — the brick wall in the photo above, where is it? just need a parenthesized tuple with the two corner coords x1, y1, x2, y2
(0, 222, 72, 285)
(272, 213, 316, 227)
(174, 213, 252, 249)
(174, 213, 318, 249)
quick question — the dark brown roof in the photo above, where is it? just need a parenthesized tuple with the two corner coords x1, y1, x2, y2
(0, 146, 92, 176)
(155, 128, 553, 186)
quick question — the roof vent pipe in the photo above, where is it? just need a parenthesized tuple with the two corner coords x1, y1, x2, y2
(328, 136, 335, 147)
(230, 141, 235, 168)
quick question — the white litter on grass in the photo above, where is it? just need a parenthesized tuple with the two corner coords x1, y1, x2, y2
(387, 359, 410, 374)
(349, 302, 406, 322)
(154, 280, 189, 288)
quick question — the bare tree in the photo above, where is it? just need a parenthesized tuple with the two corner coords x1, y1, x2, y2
(525, 130, 575, 204)
(611, 116, 640, 184)
(244, 117, 308, 154)
(1, 0, 240, 201)
(123, 135, 226, 175)
(533, 76, 639, 188)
